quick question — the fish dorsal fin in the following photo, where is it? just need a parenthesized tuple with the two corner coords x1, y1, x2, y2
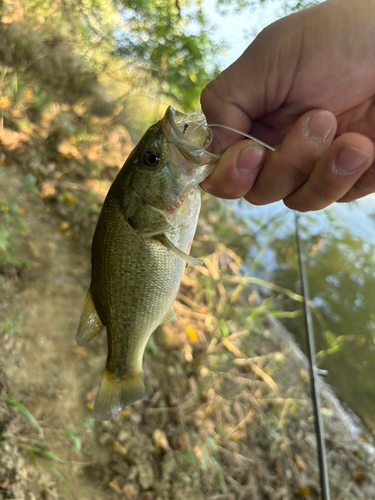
(161, 305, 179, 324)
(158, 234, 203, 266)
(76, 288, 103, 347)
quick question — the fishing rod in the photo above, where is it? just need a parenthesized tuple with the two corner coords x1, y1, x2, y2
(294, 212, 330, 500)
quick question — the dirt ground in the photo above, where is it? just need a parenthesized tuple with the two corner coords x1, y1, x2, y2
(1, 163, 375, 500)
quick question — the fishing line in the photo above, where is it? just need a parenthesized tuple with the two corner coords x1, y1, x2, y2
(208, 124, 276, 151)
(295, 212, 330, 500)
(180, 114, 276, 152)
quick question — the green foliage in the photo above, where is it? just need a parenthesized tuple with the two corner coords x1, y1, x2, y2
(0, 187, 28, 265)
(61, 423, 82, 452)
(316, 330, 360, 365)
(6, 396, 43, 437)
(183, 449, 197, 465)
(2, 314, 23, 335)
(84, 416, 96, 430)
(0, 226, 9, 252)
(187, 433, 227, 494)
(1, 0, 220, 110)
(0, 434, 66, 485)
(115, 0, 219, 108)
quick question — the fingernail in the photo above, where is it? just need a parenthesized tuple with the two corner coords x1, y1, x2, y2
(334, 146, 371, 175)
(236, 145, 265, 176)
(307, 111, 335, 142)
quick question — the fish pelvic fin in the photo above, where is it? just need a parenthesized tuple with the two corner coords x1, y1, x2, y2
(92, 369, 148, 421)
(76, 288, 103, 347)
(160, 305, 179, 324)
(158, 234, 203, 266)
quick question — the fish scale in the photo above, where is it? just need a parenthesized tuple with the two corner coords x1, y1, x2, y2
(76, 106, 220, 420)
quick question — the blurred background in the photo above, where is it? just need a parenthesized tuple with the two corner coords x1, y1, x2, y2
(1, 0, 375, 498)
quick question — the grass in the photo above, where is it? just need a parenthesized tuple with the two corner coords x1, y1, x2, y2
(0, 396, 69, 495)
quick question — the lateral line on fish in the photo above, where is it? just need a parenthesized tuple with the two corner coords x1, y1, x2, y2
(207, 124, 275, 151)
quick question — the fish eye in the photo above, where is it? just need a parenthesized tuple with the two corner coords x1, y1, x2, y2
(143, 151, 161, 168)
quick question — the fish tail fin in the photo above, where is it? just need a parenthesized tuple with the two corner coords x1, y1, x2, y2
(92, 368, 148, 421)
(76, 288, 103, 346)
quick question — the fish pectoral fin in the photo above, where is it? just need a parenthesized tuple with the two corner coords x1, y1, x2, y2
(92, 369, 147, 421)
(76, 288, 104, 347)
(161, 305, 179, 324)
(158, 234, 203, 266)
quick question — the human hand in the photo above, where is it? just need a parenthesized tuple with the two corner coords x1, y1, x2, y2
(200, 0, 375, 212)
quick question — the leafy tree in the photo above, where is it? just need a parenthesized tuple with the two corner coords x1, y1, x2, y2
(0, 0, 322, 110)
(115, 0, 219, 109)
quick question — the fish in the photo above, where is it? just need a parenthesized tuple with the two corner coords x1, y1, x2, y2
(76, 106, 220, 420)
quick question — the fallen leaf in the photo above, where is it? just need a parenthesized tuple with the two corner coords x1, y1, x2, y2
(119, 408, 132, 418)
(293, 453, 307, 471)
(152, 429, 169, 452)
(0, 96, 11, 109)
(63, 192, 77, 205)
(113, 440, 127, 456)
(122, 483, 137, 499)
(353, 466, 367, 483)
(186, 325, 198, 343)
(71, 347, 88, 357)
(0, 479, 10, 489)
(108, 478, 122, 494)
(139, 492, 162, 499)
(299, 486, 311, 497)
(39, 182, 56, 198)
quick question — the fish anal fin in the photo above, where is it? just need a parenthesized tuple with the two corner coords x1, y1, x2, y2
(161, 305, 179, 324)
(76, 288, 103, 347)
(92, 369, 148, 421)
(157, 234, 203, 266)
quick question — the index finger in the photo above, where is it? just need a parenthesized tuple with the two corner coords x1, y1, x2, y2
(201, 74, 253, 152)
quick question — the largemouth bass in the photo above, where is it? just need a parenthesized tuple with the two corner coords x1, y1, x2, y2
(76, 106, 219, 420)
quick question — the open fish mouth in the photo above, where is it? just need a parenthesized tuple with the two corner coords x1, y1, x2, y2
(162, 106, 220, 174)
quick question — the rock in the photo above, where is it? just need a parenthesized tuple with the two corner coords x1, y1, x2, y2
(137, 463, 155, 490)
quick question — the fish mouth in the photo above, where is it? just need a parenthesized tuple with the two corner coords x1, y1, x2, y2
(162, 106, 220, 176)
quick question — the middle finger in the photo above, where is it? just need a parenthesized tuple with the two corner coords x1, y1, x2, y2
(245, 109, 337, 205)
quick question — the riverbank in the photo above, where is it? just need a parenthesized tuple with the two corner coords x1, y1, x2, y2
(0, 164, 375, 499)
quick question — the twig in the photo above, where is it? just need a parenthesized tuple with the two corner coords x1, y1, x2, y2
(216, 445, 254, 463)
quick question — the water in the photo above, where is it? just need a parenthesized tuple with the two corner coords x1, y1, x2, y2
(230, 198, 375, 431)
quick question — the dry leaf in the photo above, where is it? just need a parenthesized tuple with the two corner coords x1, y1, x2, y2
(152, 429, 169, 452)
(0, 96, 11, 109)
(0, 479, 10, 489)
(59, 221, 70, 231)
(353, 466, 367, 484)
(113, 440, 127, 455)
(63, 192, 77, 205)
(293, 453, 307, 471)
(186, 325, 198, 343)
(299, 486, 311, 497)
(108, 478, 122, 494)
